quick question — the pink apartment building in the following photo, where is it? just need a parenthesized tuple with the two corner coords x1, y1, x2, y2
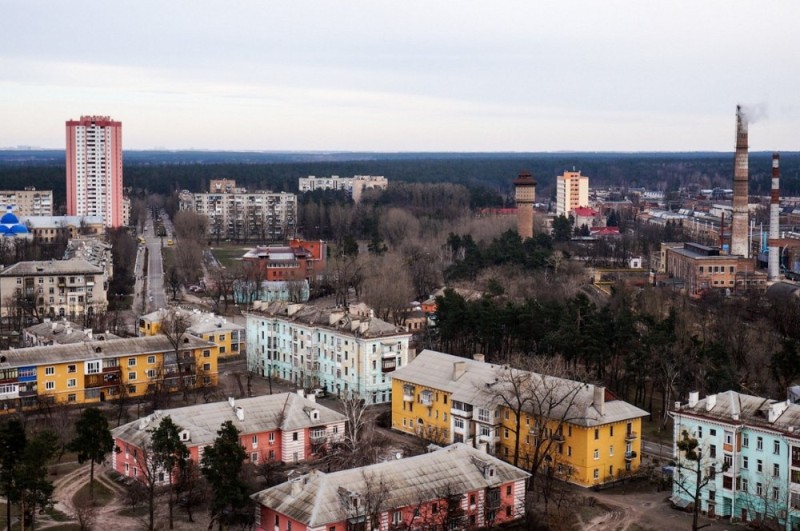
(251, 443, 530, 531)
(111, 392, 346, 483)
(66, 115, 123, 228)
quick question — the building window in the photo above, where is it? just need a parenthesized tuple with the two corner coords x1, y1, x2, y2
(128, 372, 136, 381)
(593, 449, 599, 460)
(45, 366, 55, 376)
(743, 456, 749, 469)
(593, 469, 599, 480)
(45, 381, 55, 390)
(128, 358, 136, 367)
(609, 445, 614, 457)
(594, 428, 599, 440)
(757, 437, 763, 451)
(774, 463, 780, 478)
(610, 425, 614, 437)
(67, 379, 76, 388)
(292, 432, 298, 441)
(743, 433, 749, 448)
(697, 426, 703, 439)
(67, 364, 76, 373)
(774, 440, 781, 455)
(68, 394, 76, 402)
(757, 483, 763, 496)
(724, 431, 732, 445)
(147, 355, 156, 364)
(757, 459, 763, 473)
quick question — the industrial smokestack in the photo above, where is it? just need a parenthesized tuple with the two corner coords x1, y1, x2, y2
(731, 105, 750, 257)
(768, 153, 781, 281)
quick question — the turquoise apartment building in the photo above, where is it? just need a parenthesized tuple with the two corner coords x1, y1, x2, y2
(672, 390, 800, 529)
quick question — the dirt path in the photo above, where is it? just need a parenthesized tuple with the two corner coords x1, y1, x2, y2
(39, 462, 142, 530)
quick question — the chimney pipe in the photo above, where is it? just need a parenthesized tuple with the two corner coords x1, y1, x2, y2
(731, 105, 750, 257)
(768, 153, 781, 281)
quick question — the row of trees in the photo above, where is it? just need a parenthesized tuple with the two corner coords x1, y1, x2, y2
(433, 283, 796, 425)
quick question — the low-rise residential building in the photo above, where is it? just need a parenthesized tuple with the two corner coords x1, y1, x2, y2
(112, 391, 346, 482)
(298, 175, 388, 202)
(21, 216, 105, 243)
(63, 238, 114, 280)
(178, 186, 297, 243)
(0, 258, 108, 322)
(672, 391, 800, 528)
(391, 350, 648, 487)
(246, 301, 412, 404)
(23, 319, 119, 347)
(241, 239, 327, 282)
(0, 335, 218, 411)
(138, 308, 245, 359)
(0, 188, 53, 217)
(251, 443, 530, 531)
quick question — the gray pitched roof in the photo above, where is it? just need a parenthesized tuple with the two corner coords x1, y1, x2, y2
(23, 320, 119, 345)
(247, 301, 409, 339)
(675, 390, 800, 434)
(140, 308, 244, 334)
(0, 335, 214, 368)
(0, 258, 103, 276)
(112, 393, 346, 448)
(251, 443, 530, 527)
(391, 350, 648, 427)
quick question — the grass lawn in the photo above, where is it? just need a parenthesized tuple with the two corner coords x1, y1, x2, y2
(73, 477, 115, 507)
(209, 246, 248, 268)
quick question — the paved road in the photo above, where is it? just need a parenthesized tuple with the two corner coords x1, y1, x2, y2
(641, 438, 674, 460)
(145, 213, 168, 313)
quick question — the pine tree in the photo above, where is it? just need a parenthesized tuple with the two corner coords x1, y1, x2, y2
(200, 421, 251, 530)
(151, 416, 189, 530)
(68, 408, 115, 500)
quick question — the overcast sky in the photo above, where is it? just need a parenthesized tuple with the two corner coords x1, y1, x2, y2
(1, 1, 798, 151)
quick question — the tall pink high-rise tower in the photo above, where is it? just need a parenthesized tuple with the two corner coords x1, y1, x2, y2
(66, 115, 123, 228)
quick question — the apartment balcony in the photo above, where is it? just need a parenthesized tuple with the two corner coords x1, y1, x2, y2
(420, 395, 433, 407)
(550, 433, 565, 442)
(624, 451, 637, 461)
(625, 431, 638, 442)
(381, 358, 396, 373)
(451, 404, 473, 417)
(403, 392, 414, 402)
(478, 432, 499, 445)
(310, 430, 327, 442)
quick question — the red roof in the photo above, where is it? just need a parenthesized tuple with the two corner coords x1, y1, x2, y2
(572, 207, 599, 217)
(590, 226, 620, 235)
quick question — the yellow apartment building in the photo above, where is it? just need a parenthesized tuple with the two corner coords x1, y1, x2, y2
(0, 335, 218, 411)
(391, 350, 647, 487)
(138, 308, 245, 359)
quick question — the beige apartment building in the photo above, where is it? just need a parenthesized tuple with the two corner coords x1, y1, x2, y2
(0, 258, 108, 322)
(178, 186, 297, 242)
(0, 188, 53, 217)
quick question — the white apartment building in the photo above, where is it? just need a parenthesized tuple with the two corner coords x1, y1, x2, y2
(178, 189, 297, 242)
(298, 175, 388, 202)
(556, 170, 590, 217)
(0, 188, 53, 217)
(246, 301, 412, 404)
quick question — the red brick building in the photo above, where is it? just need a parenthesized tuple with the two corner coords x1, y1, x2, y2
(241, 239, 327, 281)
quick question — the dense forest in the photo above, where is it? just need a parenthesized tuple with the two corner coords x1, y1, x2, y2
(3, 150, 800, 212)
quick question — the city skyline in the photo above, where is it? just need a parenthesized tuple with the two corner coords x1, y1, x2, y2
(2, 1, 799, 152)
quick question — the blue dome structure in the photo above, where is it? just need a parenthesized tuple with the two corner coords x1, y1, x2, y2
(0, 206, 30, 238)
(0, 212, 19, 224)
